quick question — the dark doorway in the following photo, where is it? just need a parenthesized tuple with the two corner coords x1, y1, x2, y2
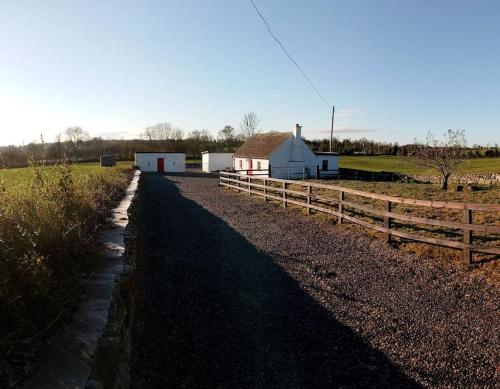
(157, 158, 164, 172)
(322, 160, 328, 171)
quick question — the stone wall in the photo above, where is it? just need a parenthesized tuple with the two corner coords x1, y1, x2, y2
(331, 168, 499, 186)
(409, 172, 499, 185)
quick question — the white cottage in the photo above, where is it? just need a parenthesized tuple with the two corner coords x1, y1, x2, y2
(234, 124, 339, 179)
(134, 152, 185, 173)
(201, 152, 234, 172)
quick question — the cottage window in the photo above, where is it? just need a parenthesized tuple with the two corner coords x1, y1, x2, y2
(256, 161, 261, 170)
(322, 160, 328, 171)
(239, 159, 243, 169)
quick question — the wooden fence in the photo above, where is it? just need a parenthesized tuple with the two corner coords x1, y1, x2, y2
(219, 172, 500, 265)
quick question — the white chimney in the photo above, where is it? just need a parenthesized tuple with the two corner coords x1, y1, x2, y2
(293, 123, 302, 139)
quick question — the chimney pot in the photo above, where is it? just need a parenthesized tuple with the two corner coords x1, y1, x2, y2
(294, 123, 302, 139)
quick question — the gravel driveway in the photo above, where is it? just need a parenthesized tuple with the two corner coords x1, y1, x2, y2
(130, 172, 499, 389)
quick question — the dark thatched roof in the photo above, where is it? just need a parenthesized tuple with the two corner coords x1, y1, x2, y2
(234, 132, 292, 159)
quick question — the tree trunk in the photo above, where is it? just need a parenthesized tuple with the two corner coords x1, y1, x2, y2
(441, 174, 450, 190)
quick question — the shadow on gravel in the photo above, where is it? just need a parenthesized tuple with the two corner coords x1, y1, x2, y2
(169, 169, 218, 179)
(130, 173, 420, 389)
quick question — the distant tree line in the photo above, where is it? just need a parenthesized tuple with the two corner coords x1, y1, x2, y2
(0, 118, 498, 169)
(305, 137, 500, 158)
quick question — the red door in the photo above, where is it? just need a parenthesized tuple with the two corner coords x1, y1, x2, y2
(248, 159, 253, 175)
(157, 158, 164, 172)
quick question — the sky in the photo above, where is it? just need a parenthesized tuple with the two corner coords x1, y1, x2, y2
(0, 0, 499, 146)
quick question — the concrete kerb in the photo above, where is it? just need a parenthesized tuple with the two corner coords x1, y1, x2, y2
(23, 170, 141, 389)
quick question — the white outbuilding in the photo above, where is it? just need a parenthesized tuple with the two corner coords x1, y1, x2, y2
(134, 152, 185, 173)
(201, 152, 234, 173)
(314, 152, 340, 176)
(233, 124, 339, 179)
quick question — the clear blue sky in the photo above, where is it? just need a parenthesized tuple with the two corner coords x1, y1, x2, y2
(0, 0, 499, 146)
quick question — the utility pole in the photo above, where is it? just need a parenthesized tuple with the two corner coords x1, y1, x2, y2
(330, 105, 335, 152)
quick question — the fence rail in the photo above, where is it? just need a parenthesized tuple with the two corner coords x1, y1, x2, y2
(219, 172, 500, 264)
(232, 166, 339, 179)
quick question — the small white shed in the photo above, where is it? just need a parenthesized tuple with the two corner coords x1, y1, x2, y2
(134, 152, 185, 173)
(315, 152, 339, 172)
(201, 152, 234, 172)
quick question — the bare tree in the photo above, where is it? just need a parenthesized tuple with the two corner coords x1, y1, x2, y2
(171, 127, 184, 141)
(239, 112, 260, 139)
(142, 122, 172, 149)
(54, 132, 64, 160)
(65, 127, 89, 163)
(409, 129, 466, 190)
(171, 127, 185, 152)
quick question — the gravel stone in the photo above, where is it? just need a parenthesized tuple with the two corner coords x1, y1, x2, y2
(130, 172, 499, 389)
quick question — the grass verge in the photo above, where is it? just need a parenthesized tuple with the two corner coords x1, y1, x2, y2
(0, 163, 132, 386)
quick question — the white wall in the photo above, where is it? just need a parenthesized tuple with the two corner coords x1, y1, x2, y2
(134, 153, 185, 172)
(315, 155, 339, 172)
(233, 129, 336, 179)
(234, 157, 269, 175)
(269, 136, 318, 179)
(202, 153, 233, 172)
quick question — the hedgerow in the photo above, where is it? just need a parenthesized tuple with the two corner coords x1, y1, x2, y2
(0, 163, 131, 385)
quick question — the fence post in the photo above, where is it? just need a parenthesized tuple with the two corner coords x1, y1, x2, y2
(283, 181, 287, 208)
(337, 190, 344, 224)
(248, 176, 251, 196)
(384, 200, 391, 242)
(269, 164, 272, 178)
(306, 184, 311, 215)
(463, 209, 472, 265)
(263, 179, 268, 202)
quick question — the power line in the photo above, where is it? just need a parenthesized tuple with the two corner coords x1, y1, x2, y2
(249, 0, 330, 108)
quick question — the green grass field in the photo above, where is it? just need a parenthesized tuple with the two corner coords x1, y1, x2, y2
(0, 159, 204, 190)
(0, 161, 133, 190)
(339, 155, 500, 174)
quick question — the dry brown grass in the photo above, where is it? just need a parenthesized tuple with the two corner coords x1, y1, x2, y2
(0, 163, 132, 386)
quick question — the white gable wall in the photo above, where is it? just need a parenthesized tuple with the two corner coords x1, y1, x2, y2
(269, 136, 318, 179)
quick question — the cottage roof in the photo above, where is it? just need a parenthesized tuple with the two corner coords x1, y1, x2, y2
(234, 132, 292, 159)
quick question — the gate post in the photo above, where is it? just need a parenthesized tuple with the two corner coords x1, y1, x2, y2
(384, 200, 391, 242)
(337, 191, 344, 224)
(283, 182, 287, 208)
(306, 185, 311, 215)
(463, 209, 472, 265)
